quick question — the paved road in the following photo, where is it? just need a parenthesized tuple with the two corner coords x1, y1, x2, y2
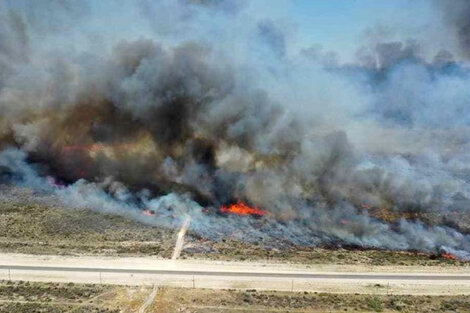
(1, 265, 470, 281)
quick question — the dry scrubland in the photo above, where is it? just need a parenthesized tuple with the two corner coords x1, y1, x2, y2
(0, 199, 177, 257)
(153, 287, 470, 313)
(0, 280, 158, 313)
(1, 197, 470, 312)
(2, 281, 470, 313)
(0, 198, 467, 266)
(0, 280, 120, 313)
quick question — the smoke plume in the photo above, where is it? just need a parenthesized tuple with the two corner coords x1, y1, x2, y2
(2, 0, 470, 258)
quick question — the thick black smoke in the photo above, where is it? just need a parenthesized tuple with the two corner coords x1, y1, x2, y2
(2, 0, 470, 258)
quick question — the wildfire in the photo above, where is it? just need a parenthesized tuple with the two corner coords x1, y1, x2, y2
(142, 209, 155, 216)
(441, 253, 457, 261)
(220, 201, 267, 216)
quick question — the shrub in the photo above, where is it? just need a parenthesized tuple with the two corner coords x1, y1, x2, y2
(366, 296, 383, 312)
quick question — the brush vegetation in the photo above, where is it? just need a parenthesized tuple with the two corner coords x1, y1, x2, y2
(0, 200, 176, 257)
(0, 199, 468, 266)
(0, 280, 119, 313)
(3, 281, 470, 313)
(151, 287, 470, 313)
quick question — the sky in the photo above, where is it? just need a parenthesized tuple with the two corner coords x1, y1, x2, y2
(2, 0, 453, 64)
(75, 0, 446, 62)
(289, 0, 435, 57)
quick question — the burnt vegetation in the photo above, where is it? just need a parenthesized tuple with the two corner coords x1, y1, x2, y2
(0, 196, 467, 266)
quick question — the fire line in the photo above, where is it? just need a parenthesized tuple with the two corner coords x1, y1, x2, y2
(220, 201, 267, 216)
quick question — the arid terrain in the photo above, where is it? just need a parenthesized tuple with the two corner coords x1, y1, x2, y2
(2, 281, 470, 313)
(0, 196, 177, 257)
(0, 197, 466, 267)
(2, 0, 470, 312)
(3, 196, 470, 312)
(151, 287, 470, 313)
(0, 280, 122, 313)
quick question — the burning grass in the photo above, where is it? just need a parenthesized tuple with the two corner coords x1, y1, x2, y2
(219, 201, 268, 217)
(182, 238, 469, 266)
(0, 193, 468, 266)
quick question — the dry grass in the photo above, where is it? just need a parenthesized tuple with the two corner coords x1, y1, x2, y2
(182, 238, 468, 266)
(0, 280, 159, 313)
(150, 287, 470, 313)
(2, 281, 470, 313)
(0, 198, 467, 266)
(0, 280, 122, 313)
(0, 200, 176, 256)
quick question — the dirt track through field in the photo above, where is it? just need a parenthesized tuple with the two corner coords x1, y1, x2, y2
(139, 284, 159, 313)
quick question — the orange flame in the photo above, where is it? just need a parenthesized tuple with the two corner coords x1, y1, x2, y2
(220, 201, 267, 216)
(142, 209, 155, 216)
(442, 253, 457, 261)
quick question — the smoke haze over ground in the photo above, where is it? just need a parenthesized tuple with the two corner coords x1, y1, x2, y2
(2, 0, 470, 258)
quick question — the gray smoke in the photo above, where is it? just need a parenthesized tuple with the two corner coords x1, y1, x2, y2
(3, 147, 470, 258)
(436, 0, 470, 60)
(2, 0, 470, 257)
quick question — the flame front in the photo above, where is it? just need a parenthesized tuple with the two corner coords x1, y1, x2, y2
(442, 253, 457, 261)
(220, 201, 267, 216)
(142, 209, 155, 216)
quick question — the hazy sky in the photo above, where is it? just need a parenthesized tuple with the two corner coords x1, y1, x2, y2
(1, 0, 461, 65)
(289, 0, 437, 58)
(55, 0, 444, 63)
